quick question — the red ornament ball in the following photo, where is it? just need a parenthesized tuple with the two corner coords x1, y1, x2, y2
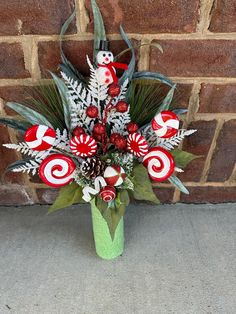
(92, 131, 103, 142)
(108, 83, 121, 97)
(127, 122, 138, 133)
(116, 101, 129, 113)
(110, 132, 120, 144)
(127, 132, 149, 157)
(93, 123, 106, 135)
(24, 125, 56, 151)
(86, 105, 99, 118)
(99, 186, 116, 202)
(114, 135, 127, 150)
(72, 126, 85, 136)
(70, 134, 97, 157)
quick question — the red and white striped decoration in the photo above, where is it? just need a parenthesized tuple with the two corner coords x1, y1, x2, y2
(70, 134, 97, 157)
(127, 132, 149, 157)
(143, 147, 175, 182)
(104, 165, 126, 186)
(99, 186, 116, 202)
(24, 125, 56, 151)
(39, 154, 76, 187)
(152, 111, 179, 138)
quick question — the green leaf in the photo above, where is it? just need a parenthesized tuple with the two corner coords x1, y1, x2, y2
(172, 108, 188, 115)
(50, 72, 71, 130)
(156, 84, 176, 114)
(132, 71, 174, 88)
(171, 149, 201, 168)
(0, 117, 30, 133)
(132, 164, 160, 204)
(95, 190, 130, 239)
(119, 25, 135, 85)
(168, 175, 189, 195)
(59, 11, 86, 83)
(48, 182, 84, 213)
(6, 102, 53, 128)
(91, 0, 106, 61)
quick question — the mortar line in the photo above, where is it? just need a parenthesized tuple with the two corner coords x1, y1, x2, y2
(76, 0, 90, 33)
(196, 0, 215, 33)
(228, 164, 236, 183)
(200, 119, 224, 182)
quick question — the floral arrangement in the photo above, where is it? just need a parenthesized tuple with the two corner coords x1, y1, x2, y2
(1, 1, 198, 259)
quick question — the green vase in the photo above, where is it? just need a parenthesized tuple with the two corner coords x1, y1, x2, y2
(90, 199, 124, 260)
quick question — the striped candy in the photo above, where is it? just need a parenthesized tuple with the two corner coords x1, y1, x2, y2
(152, 111, 179, 138)
(143, 147, 175, 182)
(70, 134, 97, 157)
(39, 154, 76, 187)
(104, 165, 126, 187)
(24, 125, 56, 151)
(127, 132, 149, 157)
(99, 186, 116, 202)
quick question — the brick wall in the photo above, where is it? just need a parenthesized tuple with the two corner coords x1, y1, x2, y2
(0, 0, 235, 205)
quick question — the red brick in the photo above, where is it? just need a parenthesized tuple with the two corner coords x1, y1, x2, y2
(208, 120, 236, 182)
(199, 84, 236, 113)
(36, 188, 59, 204)
(209, 0, 236, 32)
(0, 125, 24, 184)
(180, 186, 236, 203)
(0, 0, 76, 35)
(0, 185, 34, 205)
(38, 39, 139, 78)
(173, 84, 192, 109)
(0, 85, 35, 116)
(85, 0, 200, 33)
(179, 120, 217, 182)
(150, 40, 236, 77)
(0, 43, 30, 79)
(153, 187, 175, 204)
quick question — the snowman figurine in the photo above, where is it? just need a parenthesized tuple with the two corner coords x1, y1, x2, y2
(96, 40, 128, 85)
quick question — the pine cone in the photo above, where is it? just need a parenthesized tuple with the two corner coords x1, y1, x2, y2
(80, 157, 106, 179)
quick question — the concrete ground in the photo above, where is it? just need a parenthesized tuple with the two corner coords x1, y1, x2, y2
(0, 203, 235, 314)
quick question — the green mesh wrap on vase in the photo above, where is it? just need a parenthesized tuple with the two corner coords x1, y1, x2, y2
(90, 199, 124, 260)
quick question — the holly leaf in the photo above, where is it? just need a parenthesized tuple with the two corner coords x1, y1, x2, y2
(48, 182, 84, 213)
(132, 164, 160, 204)
(171, 149, 201, 168)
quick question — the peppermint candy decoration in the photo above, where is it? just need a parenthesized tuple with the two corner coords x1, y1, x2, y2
(24, 125, 56, 151)
(39, 154, 76, 187)
(104, 165, 126, 186)
(143, 147, 175, 182)
(127, 132, 149, 157)
(70, 134, 97, 157)
(99, 186, 116, 202)
(152, 111, 179, 138)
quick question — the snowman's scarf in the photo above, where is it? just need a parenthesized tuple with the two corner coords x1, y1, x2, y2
(98, 62, 128, 84)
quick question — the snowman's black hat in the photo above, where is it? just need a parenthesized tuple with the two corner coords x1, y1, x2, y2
(99, 40, 110, 51)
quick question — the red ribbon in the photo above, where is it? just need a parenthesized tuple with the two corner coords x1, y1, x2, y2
(98, 62, 128, 84)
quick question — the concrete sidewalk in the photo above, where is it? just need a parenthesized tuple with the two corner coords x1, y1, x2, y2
(0, 203, 235, 314)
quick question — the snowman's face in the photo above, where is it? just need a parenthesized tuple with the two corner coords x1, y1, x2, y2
(96, 50, 114, 65)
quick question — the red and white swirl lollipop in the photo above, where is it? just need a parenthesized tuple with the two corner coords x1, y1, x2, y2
(143, 147, 175, 182)
(39, 154, 76, 187)
(127, 132, 149, 157)
(24, 125, 56, 151)
(152, 111, 179, 138)
(70, 134, 97, 157)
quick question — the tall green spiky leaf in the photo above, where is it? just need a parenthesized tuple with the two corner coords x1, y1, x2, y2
(168, 175, 189, 194)
(59, 11, 86, 83)
(119, 25, 135, 85)
(156, 84, 176, 114)
(6, 102, 53, 128)
(91, 0, 106, 61)
(132, 71, 174, 88)
(0, 117, 30, 133)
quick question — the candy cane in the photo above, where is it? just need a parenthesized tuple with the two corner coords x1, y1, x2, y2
(82, 176, 107, 202)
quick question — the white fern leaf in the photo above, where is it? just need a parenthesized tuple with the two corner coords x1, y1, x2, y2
(12, 160, 40, 175)
(157, 129, 197, 150)
(3, 142, 49, 159)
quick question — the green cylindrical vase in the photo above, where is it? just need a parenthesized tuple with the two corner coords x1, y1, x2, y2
(90, 200, 124, 260)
